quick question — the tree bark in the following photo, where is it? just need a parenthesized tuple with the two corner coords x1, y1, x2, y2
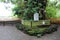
(41, 0, 47, 20)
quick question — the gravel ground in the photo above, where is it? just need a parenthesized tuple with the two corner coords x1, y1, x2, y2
(0, 23, 60, 40)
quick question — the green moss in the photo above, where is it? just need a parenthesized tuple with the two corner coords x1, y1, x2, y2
(22, 20, 50, 27)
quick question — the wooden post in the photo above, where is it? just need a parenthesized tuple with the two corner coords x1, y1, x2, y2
(31, 20, 32, 28)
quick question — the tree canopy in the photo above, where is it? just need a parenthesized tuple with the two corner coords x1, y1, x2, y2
(12, 0, 47, 20)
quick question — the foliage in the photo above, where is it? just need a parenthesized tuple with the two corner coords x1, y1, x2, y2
(27, 28, 47, 36)
(46, 0, 60, 18)
(16, 23, 58, 37)
(46, 6, 57, 18)
(13, 0, 47, 20)
(46, 0, 57, 18)
(0, 0, 5, 2)
(46, 24, 58, 33)
(56, 4, 60, 9)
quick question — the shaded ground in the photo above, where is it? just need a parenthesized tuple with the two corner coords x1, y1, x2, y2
(0, 23, 60, 40)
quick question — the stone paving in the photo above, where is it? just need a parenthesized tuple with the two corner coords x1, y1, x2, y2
(0, 23, 60, 40)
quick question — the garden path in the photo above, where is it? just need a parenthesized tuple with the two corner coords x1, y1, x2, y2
(0, 23, 60, 40)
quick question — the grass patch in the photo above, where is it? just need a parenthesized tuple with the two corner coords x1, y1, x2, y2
(22, 20, 50, 27)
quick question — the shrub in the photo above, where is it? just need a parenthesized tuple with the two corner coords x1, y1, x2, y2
(16, 24, 58, 37)
(46, 0, 57, 18)
(46, 24, 58, 34)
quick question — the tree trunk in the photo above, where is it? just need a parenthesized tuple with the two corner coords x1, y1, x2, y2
(41, 0, 47, 20)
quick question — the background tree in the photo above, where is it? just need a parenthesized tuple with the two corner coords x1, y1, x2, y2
(12, 0, 47, 20)
(46, 0, 57, 18)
